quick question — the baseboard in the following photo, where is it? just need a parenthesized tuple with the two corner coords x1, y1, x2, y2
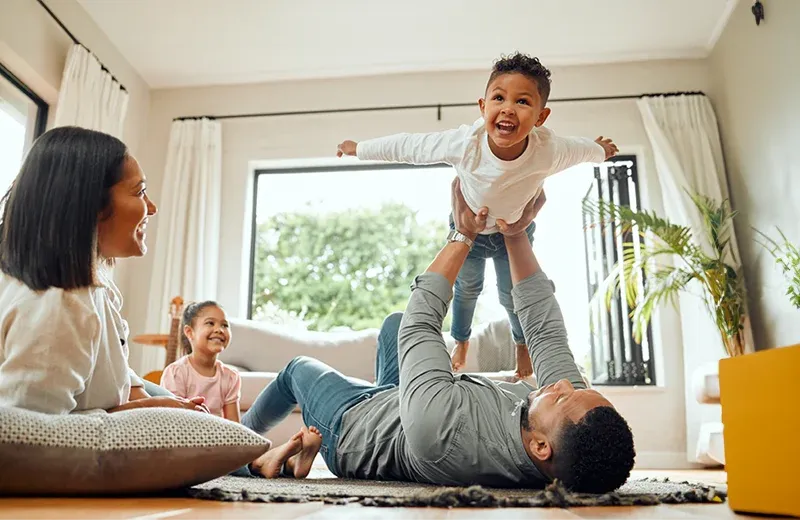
(634, 451, 702, 469)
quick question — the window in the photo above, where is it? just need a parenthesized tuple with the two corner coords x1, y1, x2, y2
(0, 63, 48, 195)
(582, 157, 655, 385)
(249, 163, 456, 331)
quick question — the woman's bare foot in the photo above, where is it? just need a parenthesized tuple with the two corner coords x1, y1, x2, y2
(451, 340, 469, 372)
(515, 344, 534, 379)
(285, 426, 323, 479)
(251, 431, 303, 478)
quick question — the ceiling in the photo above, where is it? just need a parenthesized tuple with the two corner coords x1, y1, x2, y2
(77, 0, 738, 89)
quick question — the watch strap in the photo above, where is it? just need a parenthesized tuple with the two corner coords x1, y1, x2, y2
(447, 228, 474, 249)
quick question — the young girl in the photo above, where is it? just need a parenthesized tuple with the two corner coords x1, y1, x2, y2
(161, 301, 242, 420)
(161, 300, 323, 479)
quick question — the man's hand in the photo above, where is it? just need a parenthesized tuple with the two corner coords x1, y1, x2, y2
(425, 178, 487, 284)
(532, 189, 547, 219)
(496, 189, 547, 237)
(451, 177, 488, 240)
(595, 136, 619, 160)
(337, 140, 358, 157)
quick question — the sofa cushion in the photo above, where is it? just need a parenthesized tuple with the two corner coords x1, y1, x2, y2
(239, 371, 280, 411)
(222, 318, 379, 382)
(224, 316, 517, 377)
(0, 406, 270, 495)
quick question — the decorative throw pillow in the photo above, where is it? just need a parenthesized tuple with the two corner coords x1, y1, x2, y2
(0, 406, 270, 495)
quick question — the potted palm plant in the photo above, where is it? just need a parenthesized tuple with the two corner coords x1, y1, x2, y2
(585, 196, 798, 517)
(583, 192, 746, 357)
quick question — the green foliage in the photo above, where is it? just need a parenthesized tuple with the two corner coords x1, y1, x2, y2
(583, 193, 746, 357)
(251, 203, 449, 332)
(755, 228, 800, 309)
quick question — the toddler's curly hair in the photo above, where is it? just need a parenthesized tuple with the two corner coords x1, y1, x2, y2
(487, 52, 552, 105)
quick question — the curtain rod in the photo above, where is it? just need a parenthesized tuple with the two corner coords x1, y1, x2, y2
(36, 0, 128, 93)
(173, 91, 705, 122)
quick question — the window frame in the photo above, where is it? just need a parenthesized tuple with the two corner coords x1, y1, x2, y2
(0, 62, 49, 140)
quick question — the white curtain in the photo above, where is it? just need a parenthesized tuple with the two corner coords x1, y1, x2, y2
(54, 45, 128, 138)
(637, 94, 752, 464)
(142, 118, 222, 372)
(637, 95, 740, 261)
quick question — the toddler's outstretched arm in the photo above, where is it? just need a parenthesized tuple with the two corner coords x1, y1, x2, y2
(550, 134, 617, 174)
(336, 125, 471, 166)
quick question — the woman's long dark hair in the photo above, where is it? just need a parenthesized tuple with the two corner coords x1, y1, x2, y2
(0, 126, 128, 290)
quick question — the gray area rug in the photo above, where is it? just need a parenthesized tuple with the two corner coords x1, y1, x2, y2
(186, 476, 727, 508)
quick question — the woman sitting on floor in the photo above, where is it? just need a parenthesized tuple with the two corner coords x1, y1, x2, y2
(0, 127, 314, 478)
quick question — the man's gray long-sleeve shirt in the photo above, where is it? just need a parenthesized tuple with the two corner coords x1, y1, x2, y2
(335, 271, 586, 487)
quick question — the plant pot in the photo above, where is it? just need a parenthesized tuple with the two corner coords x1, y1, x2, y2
(719, 344, 800, 517)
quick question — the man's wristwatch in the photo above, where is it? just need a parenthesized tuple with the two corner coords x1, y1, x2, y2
(447, 229, 474, 249)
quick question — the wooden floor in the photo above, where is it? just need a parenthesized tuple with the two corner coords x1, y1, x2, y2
(0, 468, 768, 519)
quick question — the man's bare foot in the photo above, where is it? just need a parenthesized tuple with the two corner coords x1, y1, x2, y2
(515, 344, 534, 379)
(285, 426, 323, 479)
(251, 431, 302, 478)
(451, 340, 469, 372)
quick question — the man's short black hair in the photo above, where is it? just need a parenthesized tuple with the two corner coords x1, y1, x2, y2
(486, 52, 552, 105)
(551, 406, 636, 493)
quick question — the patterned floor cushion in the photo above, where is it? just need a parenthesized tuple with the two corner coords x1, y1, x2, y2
(0, 406, 269, 495)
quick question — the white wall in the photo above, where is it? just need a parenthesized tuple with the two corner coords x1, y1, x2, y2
(0, 0, 152, 298)
(133, 58, 711, 467)
(708, 0, 800, 351)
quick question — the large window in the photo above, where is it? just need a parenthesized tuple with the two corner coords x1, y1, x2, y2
(0, 64, 48, 195)
(248, 157, 654, 383)
(248, 163, 457, 332)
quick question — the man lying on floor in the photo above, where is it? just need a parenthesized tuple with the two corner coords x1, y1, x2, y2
(244, 178, 635, 493)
